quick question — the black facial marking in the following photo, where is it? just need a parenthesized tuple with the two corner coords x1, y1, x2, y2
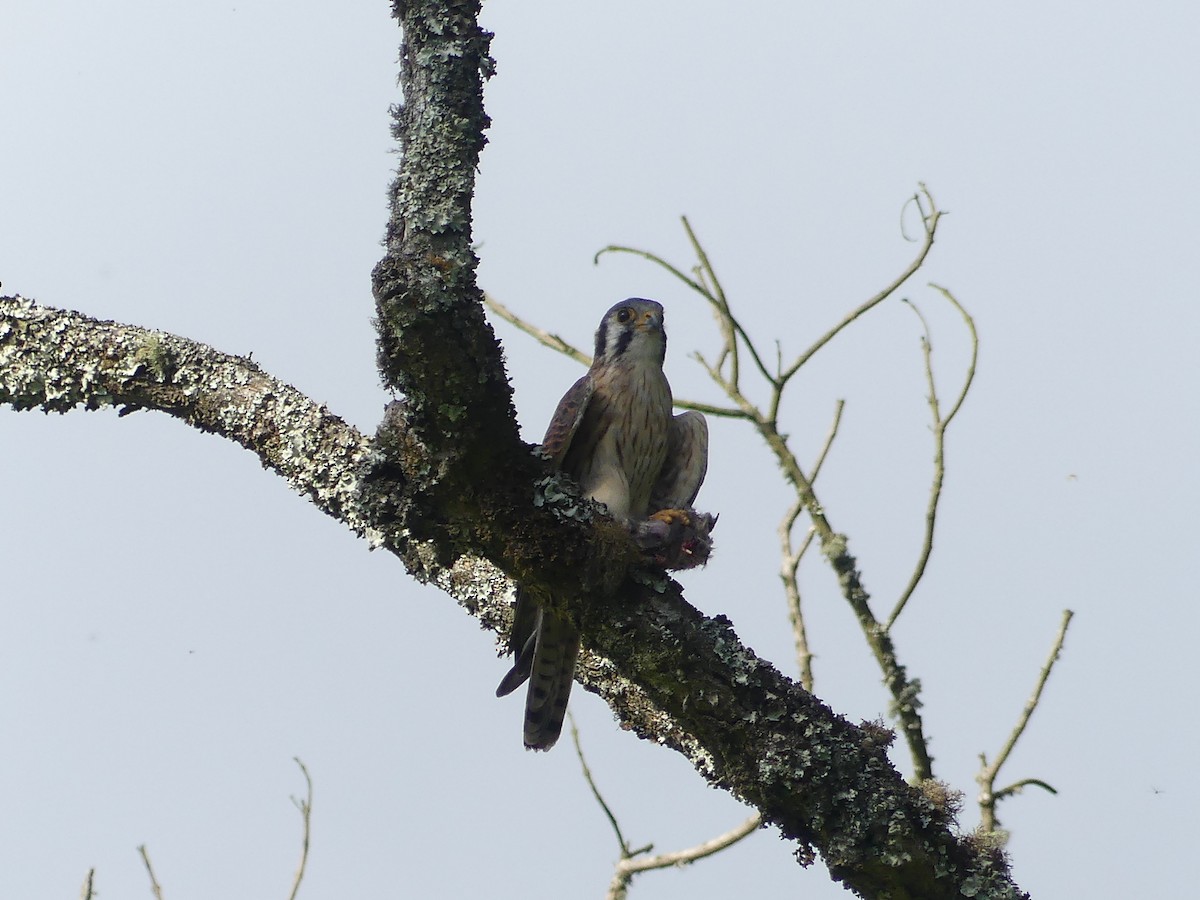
(594, 318, 609, 361)
(613, 327, 634, 358)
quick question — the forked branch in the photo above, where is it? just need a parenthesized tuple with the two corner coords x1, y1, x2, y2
(596, 190, 948, 780)
(977, 609, 1074, 833)
(886, 285, 979, 631)
(567, 717, 761, 900)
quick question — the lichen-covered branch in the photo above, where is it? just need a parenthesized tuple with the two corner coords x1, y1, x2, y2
(0, 295, 375, 534)
(0, 284, 1029, 900)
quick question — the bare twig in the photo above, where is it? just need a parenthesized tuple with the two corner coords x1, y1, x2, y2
(568, 715, 637, 859)
(779, 500, 816, 691)
(79, 869, 96, 900)
(608, 814, 763, 900)
(777, 184, 943, 391)
(570, 715, 760, 900)
(993, 778, 1059, 802)
(288, 757, 314, 900)
(483, 292, 592, 366)
(137, 845, 164, 900)
(977, 610, 1074, 832)
(681, 216, 776, 388)
(885, 287, 979, 631)
(675, 396, 754, 420)
(780, 400, 845, 690)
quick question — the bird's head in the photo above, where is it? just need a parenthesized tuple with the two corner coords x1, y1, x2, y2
(593, 298, 666, 368)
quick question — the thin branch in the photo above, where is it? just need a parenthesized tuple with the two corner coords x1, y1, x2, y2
(568, 715, 634, 859)
(609, 814, 763, 900)
(483, 292, 591, 367)
(930, 284, 979, 427)
(780, 400, 845, 690)
(674, 396, 754, 420)
(137, 845, 164, 900)
(810, 399, 845, 483)
(571, 714, 760, 900)
(779, 500, 814, 691)
(681, 216, 776, 388)
(993, 778, 1058, 802)
(779, 184, 943, 384)
(594, 244, 708, 295)
(79, 869, 96, 900)
(288, 758, 314, 900)
(977, 610, 1074, 832)
(885, 289, 979, 631)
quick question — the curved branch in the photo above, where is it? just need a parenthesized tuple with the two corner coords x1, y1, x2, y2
(0, 296, 374, 534)
(885, 288, 979, 631)
(993, 778, 1058, 802)
(288, 758, 314, 900)
(780, 184, 943, 384)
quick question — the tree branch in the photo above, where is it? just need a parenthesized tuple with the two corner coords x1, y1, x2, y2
(977, 610, 1073, 834)
(288, 758, 314, 900)
(608, 814, 763, 900)
(569, 714, 760, 900)
(0, 296, 375, 534)
(885, 287, 980, 631)
(0, 4, 1034, 897)
(137, 845, 164, 900)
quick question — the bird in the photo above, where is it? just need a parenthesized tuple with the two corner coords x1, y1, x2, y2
(496, 298, 709, 750)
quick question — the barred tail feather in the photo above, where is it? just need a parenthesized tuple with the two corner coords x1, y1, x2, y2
(522, 609, 580, 751)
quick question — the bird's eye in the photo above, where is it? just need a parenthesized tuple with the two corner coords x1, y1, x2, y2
(617, 308, 633, 324)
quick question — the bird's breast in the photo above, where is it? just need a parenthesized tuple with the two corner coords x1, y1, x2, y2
(569, 366, 672, 521)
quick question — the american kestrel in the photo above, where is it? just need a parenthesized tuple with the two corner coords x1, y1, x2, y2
(496, 298, 709, 750)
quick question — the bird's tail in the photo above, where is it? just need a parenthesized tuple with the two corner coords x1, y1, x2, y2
(522, 608, 579, 751)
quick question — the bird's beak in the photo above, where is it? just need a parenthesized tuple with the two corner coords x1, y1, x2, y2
(637, 310, 663, 332)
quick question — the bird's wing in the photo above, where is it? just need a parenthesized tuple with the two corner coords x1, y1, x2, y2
(650, 410, 709, 510)
(539, 373, 594, 467)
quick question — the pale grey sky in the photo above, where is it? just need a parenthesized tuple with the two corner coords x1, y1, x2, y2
(3, 2, 1197, 898)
